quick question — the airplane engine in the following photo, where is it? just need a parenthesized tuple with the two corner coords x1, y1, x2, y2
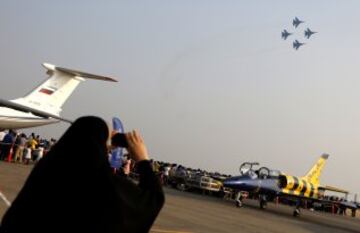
(278, 175, 299, 190)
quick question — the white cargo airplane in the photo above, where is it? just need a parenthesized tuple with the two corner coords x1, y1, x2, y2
(0, 63, 117, 129)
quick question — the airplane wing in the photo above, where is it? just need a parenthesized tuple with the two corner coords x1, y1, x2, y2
(43, 63, 118, 82)
(280, 193, 358, 212)
(0, 99, 73, 124)
(319, 185, 349, 194)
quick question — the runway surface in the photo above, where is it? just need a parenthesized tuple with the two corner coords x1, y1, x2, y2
(0, 162, 359, 233)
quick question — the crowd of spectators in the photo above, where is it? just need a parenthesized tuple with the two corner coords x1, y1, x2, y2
(0, 129, 56, 164)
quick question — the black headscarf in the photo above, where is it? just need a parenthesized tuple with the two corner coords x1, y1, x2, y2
(1, 116, 164, 233)
(1, 116, 123, 232)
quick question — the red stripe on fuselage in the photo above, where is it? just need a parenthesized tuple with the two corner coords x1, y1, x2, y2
(39, 88, 54, 95)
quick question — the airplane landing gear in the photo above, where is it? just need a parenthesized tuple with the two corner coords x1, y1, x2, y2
(259, 195, 267, 209)
(351, 208, 356, 218)
(236, 199, 243, 208)
(293, 200, 301, 217)
(293, 208, 301, 217)
(235, 191, 244, 208)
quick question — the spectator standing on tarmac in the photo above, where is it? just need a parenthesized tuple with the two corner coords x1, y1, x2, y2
(27, 136, 38, 158)
(163, 163, 171, 186)
(23, 145, 32, 165)
(0, 116, 164, 233)
(13, 133, 27, 163)
(0, 130, 16, 160)
(0, 130, 6, 156)
(0, 130, 6, 142)
(36, 146, 44, 162)
(11, 133, 21, 162)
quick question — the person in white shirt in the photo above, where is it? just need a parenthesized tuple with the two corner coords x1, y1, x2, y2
(36, 147, 44, 161)
(163, 164, 171, 185)
(23, 146, 32, 165)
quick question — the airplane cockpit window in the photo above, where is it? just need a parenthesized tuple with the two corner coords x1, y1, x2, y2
(258, 167, 270, 179)
(239, 163, 279, 179)
(269, 170, 281, 178)
(239, 162, 260, 178)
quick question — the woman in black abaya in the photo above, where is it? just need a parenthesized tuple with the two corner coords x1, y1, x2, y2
(0, 116, 164, 233)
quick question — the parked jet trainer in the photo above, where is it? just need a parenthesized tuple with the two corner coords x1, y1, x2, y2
(0, 63, 117, 129)
(223, 154, 358, 217)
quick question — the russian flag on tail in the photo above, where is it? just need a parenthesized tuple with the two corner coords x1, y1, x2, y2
(39, 87, 56, 95)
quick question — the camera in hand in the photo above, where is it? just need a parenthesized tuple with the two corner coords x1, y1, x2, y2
(111, 133, 128, 148)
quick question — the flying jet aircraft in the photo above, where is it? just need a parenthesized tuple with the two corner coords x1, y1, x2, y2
(293, 40, 305, 50)
(292, 17, 304, 28)
(223, 154, 358, 217)
(281, 30, 292, 40)
(304, 28, 317, 39)
(0, 63, 117, 129)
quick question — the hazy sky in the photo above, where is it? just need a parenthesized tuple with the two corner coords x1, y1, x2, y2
(1, 0, 359, 196)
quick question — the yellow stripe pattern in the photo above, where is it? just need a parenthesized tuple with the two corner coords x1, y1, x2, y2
(281, 175, 319, 198)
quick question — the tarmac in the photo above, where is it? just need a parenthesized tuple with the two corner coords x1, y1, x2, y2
(0, 162, 359, 233)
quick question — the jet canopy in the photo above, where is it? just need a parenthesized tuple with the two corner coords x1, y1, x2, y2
(239, 162, 281, 179)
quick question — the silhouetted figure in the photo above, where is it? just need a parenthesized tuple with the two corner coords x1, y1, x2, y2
(0, 130, 16, 160)
(0, 116, 164, 233)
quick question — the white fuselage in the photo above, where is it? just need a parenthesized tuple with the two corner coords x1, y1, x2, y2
(0, 107, 58, 129)
(0, 63, 117, 130)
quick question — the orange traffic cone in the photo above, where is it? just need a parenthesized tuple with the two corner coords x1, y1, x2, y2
(7, 145, 14, 162)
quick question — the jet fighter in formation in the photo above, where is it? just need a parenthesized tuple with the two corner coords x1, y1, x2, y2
(281, 30, 292, 40)
(292, 17, 304, 28)
(293, 40, 305, 50)
(304, 28, 317, 39)
(281, 17, 317, 50)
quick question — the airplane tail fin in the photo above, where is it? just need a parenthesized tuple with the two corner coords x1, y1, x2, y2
(12, 63, 117, 116)
(302, 154, 329, 185)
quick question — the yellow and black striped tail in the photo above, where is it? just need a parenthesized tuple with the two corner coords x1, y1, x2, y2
(302, 153, 329, 186)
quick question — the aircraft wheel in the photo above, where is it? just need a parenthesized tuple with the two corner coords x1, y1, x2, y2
(293, 208, 300, 217)
(177, 183, 186, 191)
(352, 209, 356, 217)
(259, 195, 267, 209)
(260, 200, 267, 209)
(236, 200, 243, 208)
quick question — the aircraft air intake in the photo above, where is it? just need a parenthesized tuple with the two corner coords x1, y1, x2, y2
(278, 175, 296, 189)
